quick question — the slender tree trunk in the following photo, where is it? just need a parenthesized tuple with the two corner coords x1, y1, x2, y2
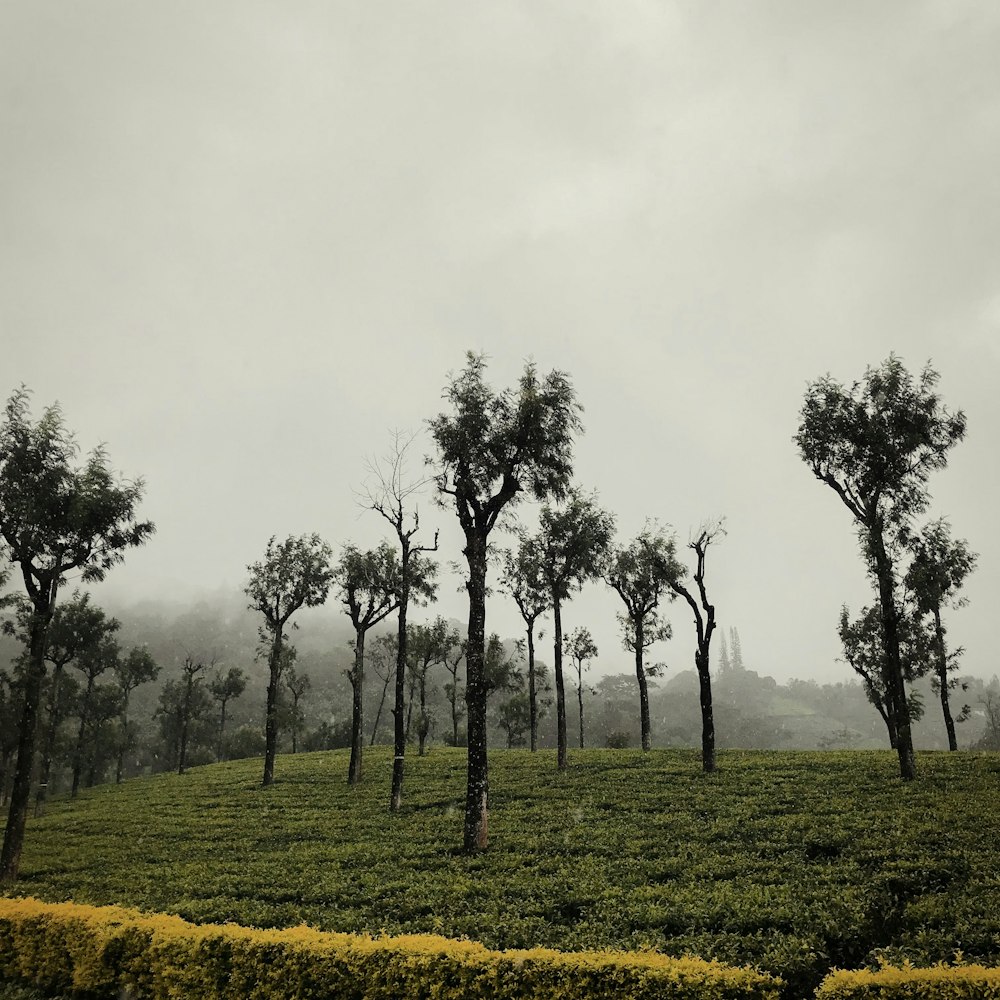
(35, 663, 65, 817)
(527, 625, 537, 752)
(449, 669, 460, 746)
(115, 701, 129, 785)
(348, 628, 365, 784)
(577, 678, 585, 749)
(1, 607, 52, 884)
(370, 667, 393, 746)
(696, 648, 715, 773)
(463, 531, 489, 852)
(634, 622, 651, 752)
(871, 528, 916, 780)
(72, 675, 96, 797)
(418, 670, 429, 756)
(291, 699, 299, 754)
(178, 677, 192, 776)
(933, 607, 958, 751)
(553, 596, 567, 770)
(390, 559, 410, 813)
(217, 701, 228, 762)
(262, 631, 282, 787)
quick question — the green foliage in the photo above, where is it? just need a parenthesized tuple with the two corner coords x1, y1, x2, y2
(4, 750, 1000, 998)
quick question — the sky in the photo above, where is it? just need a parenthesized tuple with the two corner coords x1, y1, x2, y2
(2, 1, 998, 684)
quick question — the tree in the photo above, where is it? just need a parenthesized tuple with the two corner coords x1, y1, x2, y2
(334, 542, 401, 784)
(904, 519, 977, 751)
(367, 633, 397, 746)
(730, 628, 744, 672)
(430, 353, 581, 851)
(606, 524, 681, 751)
(500, 536, 549, 751)
(245, 533, 334, 787)
(536, 489, 615, 770)
(177, 655, 211, 775)
(112, 646, 159, 783)
(0, 670, 23, 807)
(795, 356, 966, 780)
(564, 627, 597, 749)
(284, 664, 311, 754)
(155, 678, 213, 772)
(69, 635, 120, 796)
(361, 431, 438, 811)
(0, 387, 154, 883)
(208, 666, 247, 762)
(406, 616, 459, 756)
(838, 603, 929, 747)
(3, 591, 120, 814)
(666, 523, 725, 773)
(442, 637, 467, 746)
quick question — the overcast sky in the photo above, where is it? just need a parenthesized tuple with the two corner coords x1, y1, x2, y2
(2, 1, 998, 684)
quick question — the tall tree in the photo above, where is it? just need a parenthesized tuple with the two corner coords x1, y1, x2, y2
(335, 542, 404, 783)
(367, 633, 397, 746)
(208, 666, 247, 762)
(500, 536, 549, 751)
(245, 533, 333, 787)
(284, 663, 311, 754)
(3, 591, 120, 815)
(536, 489, 615, 770)
(430, 353, 581, 851)
(606, 525, 681, 751)
(442, 637, 467, 747)
(406, 616, 459, 756)
(837, 603, 929, 747)
(177, 655, 210, 775)
(795, 356, 966, 780)
(0, 388, 153, 883)
(112, 646, 159, 783)
(564, 627, 597, 749)
(361, 431, 438, 812)
(903, 519, 976, 751)
(666, 523, 725, 773)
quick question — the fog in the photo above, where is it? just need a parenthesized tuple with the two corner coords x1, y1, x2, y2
(2, 2, 998, 685)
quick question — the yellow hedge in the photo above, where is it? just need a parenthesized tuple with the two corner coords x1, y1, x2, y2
(817, 963, 1000, 999)
(0, 896, 780, 1000)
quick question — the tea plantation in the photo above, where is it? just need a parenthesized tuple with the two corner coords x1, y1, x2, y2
(3, 747, 1000, 997)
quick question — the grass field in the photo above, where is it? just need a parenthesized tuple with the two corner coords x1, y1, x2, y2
(3, 747, 999, 997)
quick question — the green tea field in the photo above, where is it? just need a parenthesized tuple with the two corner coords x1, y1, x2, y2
(4, 748, 1000, 997)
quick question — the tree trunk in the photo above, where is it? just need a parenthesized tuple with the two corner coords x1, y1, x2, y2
(871, 527, 916, 780)
(178, 678, 191, 776)
(218, 701, 228, 762)
(463, 531, 489, 852)
(449, 670, 460, 746)
(35, 663, 65, 817)
(696, 647, 715, 773)
(371, 668, 392, 746)
(527, 625, 537, 752)
(934, 607, 957, 751)
(390, 552, 410, 812)
(1, 607, 51, 884)
(418, 670, 429, 756)
(262, 632, 282, 787)
(635, 622, 651, 752)
(553, 596, 567, 770)
(577, 680, 585, 749)
(348, 629, 365, 784)
(72, 675, 96, 797)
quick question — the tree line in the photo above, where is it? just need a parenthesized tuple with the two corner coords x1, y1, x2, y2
(0, 351, 976, 880)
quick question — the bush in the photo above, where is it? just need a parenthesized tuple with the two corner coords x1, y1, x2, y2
(0, 897, 781, 1000)
(607, 730, 631, 748)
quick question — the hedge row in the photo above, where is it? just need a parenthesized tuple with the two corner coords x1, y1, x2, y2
(0, 897, 780, 1000)
(816, 963, 1000, 999)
